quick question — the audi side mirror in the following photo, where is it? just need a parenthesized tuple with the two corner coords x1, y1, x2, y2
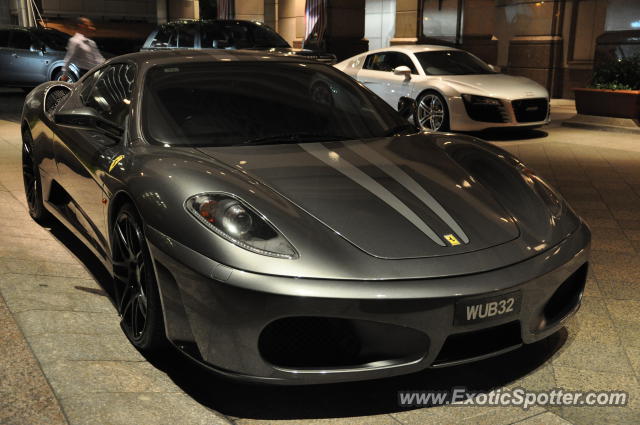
(393, 66, 412, 80)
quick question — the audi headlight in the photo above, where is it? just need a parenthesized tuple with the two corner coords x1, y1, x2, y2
(461, 94, 502, 106)
(186, 194, 298, 259)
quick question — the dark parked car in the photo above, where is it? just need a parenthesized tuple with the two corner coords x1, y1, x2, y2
(21, 50, 589, 384)
(141, 19, 336, 63)
(0, 26, 82, 89)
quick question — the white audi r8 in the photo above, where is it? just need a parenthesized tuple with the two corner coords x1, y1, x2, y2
(336, 45, 550, 132)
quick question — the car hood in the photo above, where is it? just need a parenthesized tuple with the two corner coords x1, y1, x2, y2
(434, 73, 548, 100)
(196, 135, 522, 259)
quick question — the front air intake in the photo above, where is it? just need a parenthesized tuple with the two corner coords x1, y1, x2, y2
(44, 85, 71, 115)
(258, 316, 429, 370)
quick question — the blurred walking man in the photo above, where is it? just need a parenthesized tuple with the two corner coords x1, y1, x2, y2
(61, 17, 105, 81)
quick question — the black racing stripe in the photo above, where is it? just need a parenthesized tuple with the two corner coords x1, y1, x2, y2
(323, 141, 459, 241)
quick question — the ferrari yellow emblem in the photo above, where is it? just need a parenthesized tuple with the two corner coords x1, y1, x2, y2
(444, 234, 461, 246)
(109, 155, 125, 172)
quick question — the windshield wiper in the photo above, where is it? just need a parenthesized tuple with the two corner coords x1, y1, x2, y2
(241, 133, 354, 146)
(384, 123, 418, 137)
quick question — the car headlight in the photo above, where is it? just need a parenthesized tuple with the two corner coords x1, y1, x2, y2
(461, 94, 502, 106)
(186, 194, 298, 259)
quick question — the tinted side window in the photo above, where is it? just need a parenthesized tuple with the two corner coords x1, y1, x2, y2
(394, 53, 418, 74)
(363, 52, 417, 74)
(222, 23, 252, 49)
(364, 53, 393, 72)
(9, 30, 32, 50)
(79, 68, 104, 103)
(84, 63, 136, 127)
(149, 27, 176, 48)
(178, 26, 197, 48)
(0, 30, 9, 47)
(201, 23, 228, 48)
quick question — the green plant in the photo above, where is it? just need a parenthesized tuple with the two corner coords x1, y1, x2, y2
(590, 55, 640, 90)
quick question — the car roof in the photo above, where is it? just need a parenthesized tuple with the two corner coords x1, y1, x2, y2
(0, 25, 30, 31)
(363, 45, 462, 56)
(158, 19, 262, 27)
(0, 25, 67, 34)
(110, 48, 319, 67)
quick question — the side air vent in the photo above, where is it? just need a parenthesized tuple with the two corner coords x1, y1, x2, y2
(44, 85, 71, 115)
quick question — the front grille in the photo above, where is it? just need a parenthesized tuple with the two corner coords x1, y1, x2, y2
(433, 320, 522, 366)
(462, 100, 510, 123)
(512, 98, 549, 123)
(258, 316, 429, 369)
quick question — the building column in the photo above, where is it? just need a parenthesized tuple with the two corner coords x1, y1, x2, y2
(278, 0, 305, 47)
(264, 0, 277, 29)
(460, 0, 499, 66)
(323, 0, 368, 60)
(169, 0, 200, 20)
(0, 0, 10, 24)
(562, 0, 608, 98)
(235, 0, 264, 22)
(16, 0, 35, 27)
(391, 0, 419, 45)
(157, 0, 168, 23)
(498, 0, 566, 98)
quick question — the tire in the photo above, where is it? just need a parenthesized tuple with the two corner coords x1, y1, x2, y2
(22, 130, 51, 224)
(52, 69, 76, 83)
(414, 91, 450, 132)
(111, 203, 167, 352)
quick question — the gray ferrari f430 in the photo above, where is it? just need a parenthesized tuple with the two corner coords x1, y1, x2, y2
(20, 50, 590, 384)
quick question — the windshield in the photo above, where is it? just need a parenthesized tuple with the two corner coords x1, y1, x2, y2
(35, 29, 70, 51)
(142, 62, 412, 147)
(246, 23, 290, 48)
(415, 51, 495, 75)
(202, 21, 290, 49)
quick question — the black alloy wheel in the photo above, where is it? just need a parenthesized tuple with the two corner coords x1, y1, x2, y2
(22, 131, 49, 223)
(111, 203, 166, 351)
(53, 69, 77, 82)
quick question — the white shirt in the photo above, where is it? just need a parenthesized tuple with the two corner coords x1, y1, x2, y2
(63, 33, 105, 72)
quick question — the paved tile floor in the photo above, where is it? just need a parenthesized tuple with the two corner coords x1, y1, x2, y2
(1, 90, 639, 425)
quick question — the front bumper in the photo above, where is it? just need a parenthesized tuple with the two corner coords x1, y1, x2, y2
(448, 95, 551, 132)
(146, 222, 590, 385)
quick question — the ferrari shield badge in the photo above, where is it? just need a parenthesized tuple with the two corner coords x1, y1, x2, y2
(444, 234, 461, 246)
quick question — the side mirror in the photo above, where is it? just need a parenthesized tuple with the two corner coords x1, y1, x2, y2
(211, 39, 231, 49)
(30, 44, 45, 55)
(393, 66, 412, 79)
(398, 96, 417, 119)
(54, 106, 123, 140)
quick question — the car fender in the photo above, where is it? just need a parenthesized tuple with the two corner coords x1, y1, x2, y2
(46, 60, 81, 81)
(412, 78, 460, 102)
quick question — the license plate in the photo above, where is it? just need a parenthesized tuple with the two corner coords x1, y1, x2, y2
(454, 291, 522, 325)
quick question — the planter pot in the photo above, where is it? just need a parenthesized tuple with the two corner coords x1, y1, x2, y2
(573, 88, 640, 119)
